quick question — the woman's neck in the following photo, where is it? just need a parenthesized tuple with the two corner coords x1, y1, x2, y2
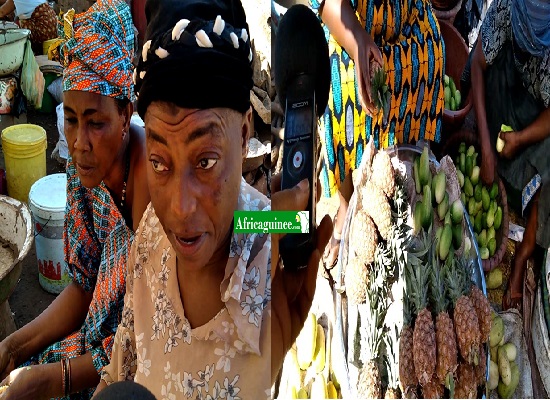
(104, 136, 131, 207)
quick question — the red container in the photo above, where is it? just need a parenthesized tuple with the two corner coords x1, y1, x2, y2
(439, 19, 473, 134)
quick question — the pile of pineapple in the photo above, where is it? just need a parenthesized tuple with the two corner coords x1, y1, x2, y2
(401, 231, 492, 398)
(342, 143, 493, 399)
(344, 146, 412, 398)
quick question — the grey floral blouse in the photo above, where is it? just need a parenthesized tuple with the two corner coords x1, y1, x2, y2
(480, 0, 550, 108)
(101, 178, 271, 400)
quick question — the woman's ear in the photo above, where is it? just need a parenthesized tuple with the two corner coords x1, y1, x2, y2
(122, 100, 134, 132)
(241, 107, 253, 159)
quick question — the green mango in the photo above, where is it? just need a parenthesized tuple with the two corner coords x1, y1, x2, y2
(470, 166, 480, 185)
(461, 192, 466, 206)
(439, 224, 453, 261)
(468, 197, 476, 218)
(452, 223, 462, 249)
(444, 86, 451, 104)
(494, 206, 503, 230)
(450, 97, 456, 111)
(479, 229, 488, 248)
(474, 211, 483, 234)
(419, 146, 430, 187)
(465, 155, 473, 178)
(414, 156, 421, 194)
(438, 192, 449, 221)
(480, 247, 490, 260)
(490, 182, 499, 199)
(460, 152, 466, 174)
(457, 169, 464, 188)
(488, 226, 496, 242)
(488, 237, 497, 257)
(451, 199, 463, 225)
(464, 176, 474, 197)
(450, 78, 456, 94)
(474, 184, 482, 202)
(459, 142, 466, 154)
(454, 90, 461, 109)
(467, 145, 475, 157)
(444, 74, 450, 86)
(482, 187, 490, 211)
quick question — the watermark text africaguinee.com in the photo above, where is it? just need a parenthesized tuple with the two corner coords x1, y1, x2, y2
(234, 211, 309, 234)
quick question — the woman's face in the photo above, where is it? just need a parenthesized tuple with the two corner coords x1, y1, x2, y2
(144, 102, 250, 271)
(63, 90, 130, 188)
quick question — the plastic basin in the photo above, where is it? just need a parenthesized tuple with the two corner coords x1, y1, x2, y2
(0, 28, 30, 77)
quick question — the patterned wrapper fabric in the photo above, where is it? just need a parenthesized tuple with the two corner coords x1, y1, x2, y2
(310, 0, 445, 198)
(59, 0, 135, 101)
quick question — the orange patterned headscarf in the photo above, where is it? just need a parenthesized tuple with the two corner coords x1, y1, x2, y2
(60, 0, 135, 101)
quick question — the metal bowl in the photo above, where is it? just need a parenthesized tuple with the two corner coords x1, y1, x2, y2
(0, 195, 34, 305)
(333, 144, 487, 398)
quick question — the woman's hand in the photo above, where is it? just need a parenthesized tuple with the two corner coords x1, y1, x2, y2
(499, 130, 522, 159)
(480, 129, 497, 185)
(0, 364, 57, 400)
(0, 339, 18, 382)
(270, 174, 332, 384)
(354, 30, 383, 117)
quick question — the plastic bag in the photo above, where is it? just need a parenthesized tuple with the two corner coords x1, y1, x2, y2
(20, 40, 45, 109)
(51, 103, 69, 162)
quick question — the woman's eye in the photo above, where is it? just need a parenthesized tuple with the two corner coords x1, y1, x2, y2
(65, 118, 77, 125)
(197, 159, 217, 170)
(151, 159, 168, 172)
(89, 121, 104, 128)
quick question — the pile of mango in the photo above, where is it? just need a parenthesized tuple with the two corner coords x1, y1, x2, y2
(455, 143, 503, 260)
(488, 312, 520, 398)
(444, 75, 462, 111)
(413, 146, 467, 261)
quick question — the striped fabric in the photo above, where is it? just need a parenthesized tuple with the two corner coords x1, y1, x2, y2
(21, 158, 134, 400)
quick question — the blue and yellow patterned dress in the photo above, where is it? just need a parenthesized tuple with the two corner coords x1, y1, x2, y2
(311, 0, 445, 197)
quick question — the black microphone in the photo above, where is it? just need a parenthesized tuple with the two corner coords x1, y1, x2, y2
(274, 4, 330, 270)
(94, 381, 157, 400)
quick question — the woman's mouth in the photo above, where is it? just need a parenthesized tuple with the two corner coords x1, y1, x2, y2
(173, 233, 206, 256)
(75, 163, 95, 176)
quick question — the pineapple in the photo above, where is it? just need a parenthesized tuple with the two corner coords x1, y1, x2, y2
(349, 210, 378, 265)
(357, 288, 384, 399)
(469, 284, 492, 343)
(455, 363, 477, 399)
(345, 257, 369, 305)
(399, 293, 417, 398)
(475, 345, 487, 386)
(371, 150, 396, 198)
(384, 324, 401, 399)
(422, 376, 444, 399)
(431, 260, 458, 393)
(386, 181, 411, 279)
(362, 179, 392, 241)
(446, 260, 481, 366)
(408, 261, 436, 387)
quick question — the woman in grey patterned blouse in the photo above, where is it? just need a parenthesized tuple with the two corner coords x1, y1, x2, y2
(468, 0, 550, 310)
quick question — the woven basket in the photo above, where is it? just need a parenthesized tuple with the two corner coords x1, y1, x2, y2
(442, 129, 510, 272)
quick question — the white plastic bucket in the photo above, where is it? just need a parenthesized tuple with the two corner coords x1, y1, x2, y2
(28, 173, 68, 294)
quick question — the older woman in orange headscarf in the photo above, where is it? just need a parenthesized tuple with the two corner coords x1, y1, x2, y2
(0, 1, 149, 399)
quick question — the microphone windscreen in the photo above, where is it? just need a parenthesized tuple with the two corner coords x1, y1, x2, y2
(94, 381, 157, 400)
(274, 4, 330, 116)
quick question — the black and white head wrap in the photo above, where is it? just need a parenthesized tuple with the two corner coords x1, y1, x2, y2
(135, 0, 253, 118)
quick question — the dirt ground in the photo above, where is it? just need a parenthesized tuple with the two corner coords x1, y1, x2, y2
(1, 108, 64, 329)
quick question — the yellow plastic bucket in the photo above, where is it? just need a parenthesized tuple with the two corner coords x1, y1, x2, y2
(1, 124, 47, 203)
